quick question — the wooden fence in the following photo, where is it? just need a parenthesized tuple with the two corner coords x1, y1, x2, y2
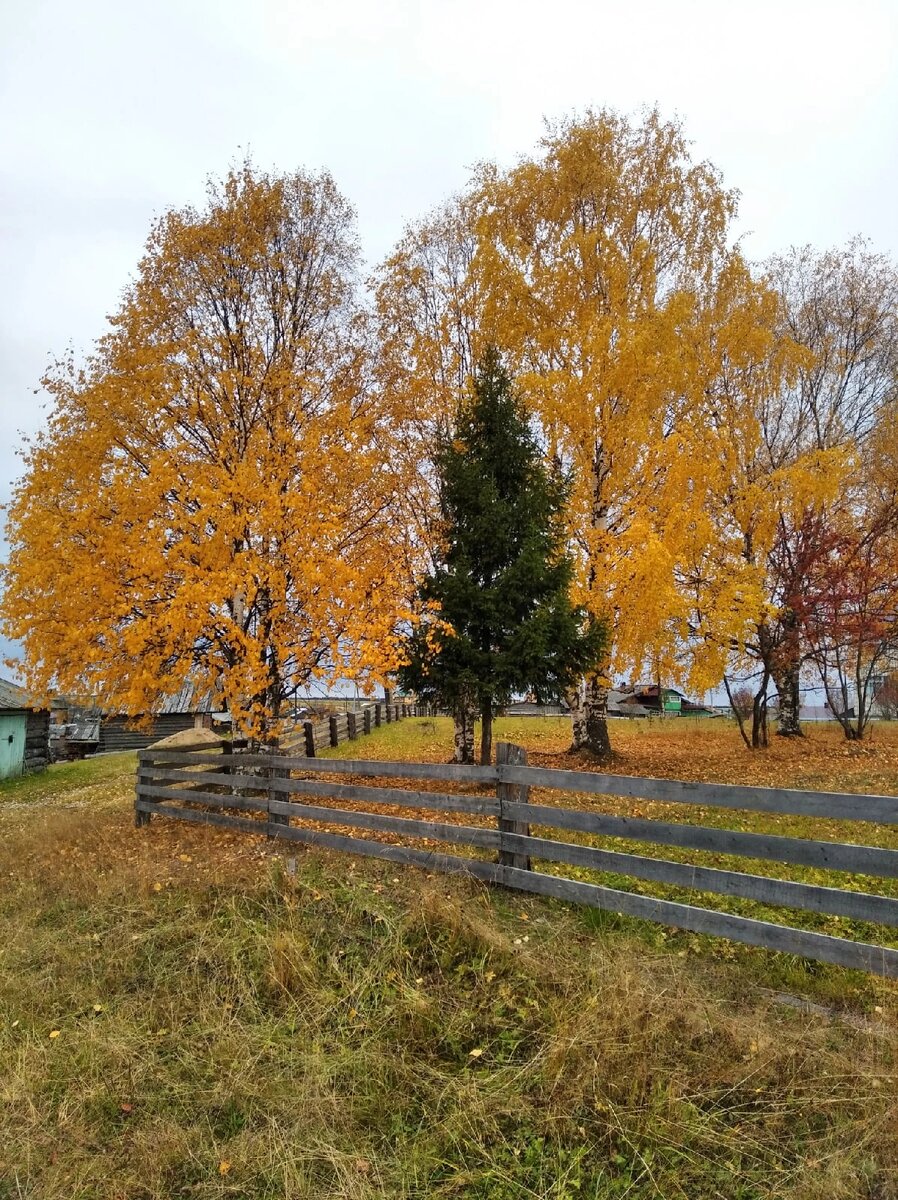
(281, 702, 438, 756)
(135, 741, 898, 978)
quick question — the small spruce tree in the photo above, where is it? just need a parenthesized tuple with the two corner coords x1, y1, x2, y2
(399, 347, 605, 764)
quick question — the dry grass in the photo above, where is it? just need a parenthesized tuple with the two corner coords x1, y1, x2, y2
(1, 727, 897, 1198)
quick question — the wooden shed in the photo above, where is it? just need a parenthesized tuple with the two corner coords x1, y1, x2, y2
(0, 677, 51, 779)
(98, 682, 222, 753)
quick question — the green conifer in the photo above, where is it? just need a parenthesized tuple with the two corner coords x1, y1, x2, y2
(400, 347, 605, 763)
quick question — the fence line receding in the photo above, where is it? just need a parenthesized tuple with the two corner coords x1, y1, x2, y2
(135, 734, 898, 978)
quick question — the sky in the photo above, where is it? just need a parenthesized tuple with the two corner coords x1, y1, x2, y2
(2, 0, 897, 671)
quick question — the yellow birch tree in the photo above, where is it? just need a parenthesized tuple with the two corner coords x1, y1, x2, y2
(2, 165, 410, 739)
(472, 108, 741, 755)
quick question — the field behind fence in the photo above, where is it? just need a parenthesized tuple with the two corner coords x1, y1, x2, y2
(134, 738, 898, 978)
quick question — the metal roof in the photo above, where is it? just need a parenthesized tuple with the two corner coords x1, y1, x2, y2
(0, 681, 31, 705)
(0, 676, 43, 711)
(154, 680, 217, 714)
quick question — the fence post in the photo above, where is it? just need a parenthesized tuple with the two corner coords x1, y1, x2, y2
(374, 703, 382, 727)
(363, 706, 372, 736)
(329, 715, 340, 746)
(135, 750, 153, 827)
(268, 749, 289, 834)
(347, 711, 358, 740)
(303, 720, 316, 758)
(496, 742, 531, 873)
(385, 704, 392, 724)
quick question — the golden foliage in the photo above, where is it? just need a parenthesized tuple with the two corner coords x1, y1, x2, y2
(470, 109, 811, 687)
(2, 166, 412, 736)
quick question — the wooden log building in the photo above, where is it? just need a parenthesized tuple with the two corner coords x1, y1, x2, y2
(0, 677, 50, 779)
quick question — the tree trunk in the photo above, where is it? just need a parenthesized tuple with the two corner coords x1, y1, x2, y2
(774, 663, 802, 737)
(567, 679, 587, 750)
(480, 700, 493, 766)
(723, 674, 752, 751)
(774, 611, 803, 737)
(751, 672, 770, 749)
(569, 672, 612, 759)
(452, 696, 476, 764)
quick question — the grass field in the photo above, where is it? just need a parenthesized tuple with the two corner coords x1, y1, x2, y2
(1, 719, 897, 1198)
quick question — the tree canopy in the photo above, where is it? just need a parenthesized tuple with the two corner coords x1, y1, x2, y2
(2, 165, 411, 738)
(3, 112, 897, 750)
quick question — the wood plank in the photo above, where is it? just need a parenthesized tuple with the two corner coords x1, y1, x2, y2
(498, 866, 898, 978)
(505, 801, 898, 879)
(135, 801, 264, 835)
(267, 798, 499, 848)
(268, 777, 499, 815)
(140, 752, 898, 826)
(139, 784, 267, 811)
(501, 833, 898, 926)
(142, 768, 268, 790)
(139, 750, 498, 783)
(498, 765, 898, 824)
(270, 823, 503, 883)
(138, 750, 232, 765)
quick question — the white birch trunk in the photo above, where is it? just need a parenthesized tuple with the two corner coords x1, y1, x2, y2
(452, 696, 476, 763)
(569, 671, 612, 758)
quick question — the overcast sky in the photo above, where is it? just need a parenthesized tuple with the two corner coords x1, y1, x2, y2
(2, 0, 897, 667)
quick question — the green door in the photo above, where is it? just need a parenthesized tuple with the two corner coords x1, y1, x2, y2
(0, 713, 26, 780)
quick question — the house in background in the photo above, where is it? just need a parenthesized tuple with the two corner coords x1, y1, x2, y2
(49, 700, 102, 760)
(507, 683, 713, 719)
(51, 682, 225, 758)
(98, 681, 223, 753)
(0, 678, 50, 779)
(610, 684, 713, 718)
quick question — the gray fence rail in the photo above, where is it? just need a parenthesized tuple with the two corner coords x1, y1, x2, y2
(135, 741, 898, 978)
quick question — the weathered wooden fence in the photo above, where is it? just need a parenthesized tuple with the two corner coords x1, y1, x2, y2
(135, 741, 898, 977)
(281, 702, 438, 756)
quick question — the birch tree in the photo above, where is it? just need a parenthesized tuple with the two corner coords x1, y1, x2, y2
(472, 108, 740, 756)
(2, 165, 410, 740)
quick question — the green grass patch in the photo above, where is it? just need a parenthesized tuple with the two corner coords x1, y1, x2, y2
(0, 751, 138, 805)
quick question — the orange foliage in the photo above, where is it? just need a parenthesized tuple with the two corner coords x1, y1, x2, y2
(2, 166, 413, 737)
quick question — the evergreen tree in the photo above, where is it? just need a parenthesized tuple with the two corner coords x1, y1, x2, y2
(399, 347, 605, 763)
